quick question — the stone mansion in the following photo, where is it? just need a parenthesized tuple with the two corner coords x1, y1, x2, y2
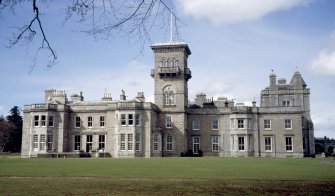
(21, 41, 315, 158)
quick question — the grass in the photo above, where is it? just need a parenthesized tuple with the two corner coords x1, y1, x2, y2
(0, 156, 335, 195)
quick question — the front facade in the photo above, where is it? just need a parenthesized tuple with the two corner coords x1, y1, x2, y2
(21, 42, 315, 158)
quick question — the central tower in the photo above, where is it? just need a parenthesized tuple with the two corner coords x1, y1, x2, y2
(151, 42, 191, 156)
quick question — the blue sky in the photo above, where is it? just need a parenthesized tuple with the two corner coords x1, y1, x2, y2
(0, 0, 334, 138)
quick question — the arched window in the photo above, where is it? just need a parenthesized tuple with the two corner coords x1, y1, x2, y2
(164, 86, 175, 105)
(166, 134, 173, 151)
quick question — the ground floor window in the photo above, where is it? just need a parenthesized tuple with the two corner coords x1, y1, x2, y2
(74, 135, 81, 150)
(99, 135, 105, 150)
(128, 134, 133, 151)
(120, 134, 126, 151)
(47, 134, 53, 151)
(238, 137, 245, 151)
(153, 133, 159, 151)
(40, 134, 46, 150)
(33, 134, 38, 151)
(86, 135, 93, 152)
(212, 136, 219, 151)
(166, 135, 173, 151)
(193, 137, 200, 154)
(265, 137, 272, 151)
(285, 137, 293, 151)
(135, 134, 141, 151)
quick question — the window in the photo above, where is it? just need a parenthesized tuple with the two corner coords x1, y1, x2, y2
(120, 134, 126, 150)
(88, 116, 93, 127)
(100, 116, 105, 127)
(264, 120, 271, 130)
(128, 134, 133, 151)
(282, 100, 290, 107)
(48, 116, 54, 127)
(193, 137, 200, 154)
(75, 116, 81, 128)
(285, 119, 292, 129)
(135, 134, 141, 151)
(166, 135, 173, 151)
(99, 135, 105, 150)
(40, 134, 46, 150)
(135, 114, 141, 126)
(238, 137, 245, 151)
(192, 120, 200, 130)
(212, 120, 219, 130)
(264, 137, 272, 151)
(238, 119, 244, 129)
(47, 135, 53, 151)
(41, 115, 46, 126)
(121, 114, 126, 126)
(166, 116, 172, 128)
(212, 137, 219, 151)
(285, 137, 293, 151)
(74, 135, 81, 150)
(164, 86, 175, 105)
(128, 114, 133, 125)
(33, 134, 38, 150)
(86, 135, 93, 152)
(34, 116, 39, 127)
(153, 133, 159, 151)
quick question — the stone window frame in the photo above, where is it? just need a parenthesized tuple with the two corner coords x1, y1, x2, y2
(212, 119, 219, 130)
(39, 134, 46, 150)
(237, 119, 245, 129)
(86, 135, 93, 151)
(74, 135, 81, 151)
(100, 116, 105, 127)
(166, 116, 172, 129)
(120, 134, 126, 151)
(75, 116, 81, 128)
(163, 86, 176, 106)
(41, 115, 46, 127)
(99, 135, 105, 150)
(192, 120, 200, 130)
(193, 137, 200, 154)
(264, 136, 272, 152)
(33, 134, 38, 151)
(47, 134, 53, 151)
(166, 134, 173, 151)
(264, 119, 271, 130)
(284, 119, 292, 129)
(127, 134, 133, 151)
(120, 114, 126, 126)
(212, 136, 219, 151)
(135, 114, 141, 126)
(153, 133, 159, 151)
(128, 114, 134, 125)
(285, 137, 293, 152)
(48, 115, 54, 127)
(238, 136, 245, 151)
(34, 115, 39, 127)
(87, 116, 93, 128)
(282, 100, 291, 107)
(135, 134, 141, 152)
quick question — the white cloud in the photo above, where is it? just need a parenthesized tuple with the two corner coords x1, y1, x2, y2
(310, 50, 335, 75)
(175, 0, 310, 25)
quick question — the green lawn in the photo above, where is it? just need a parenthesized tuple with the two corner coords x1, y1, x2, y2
(0, 156, 334, 195)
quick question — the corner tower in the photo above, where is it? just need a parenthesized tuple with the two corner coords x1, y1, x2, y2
(151, 42, 191, 156)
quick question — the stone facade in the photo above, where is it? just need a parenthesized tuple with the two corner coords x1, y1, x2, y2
(21, 42, 315, 158)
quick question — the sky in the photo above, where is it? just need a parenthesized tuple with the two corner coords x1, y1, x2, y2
(0, 0, 334, 138)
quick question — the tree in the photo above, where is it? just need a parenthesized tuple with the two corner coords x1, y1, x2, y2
(4, 106, 23, 152)
(0, 121, 14, 152)
(0, 0, 183, 71)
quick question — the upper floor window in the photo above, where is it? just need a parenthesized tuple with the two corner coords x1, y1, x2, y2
(41, 115, 46, 127)
(166, 116, 172, 128)
(160, 58, 177, 67)
(135, 114, 141, 126)
(212, 120, 219, 130)
(164, 86, 176, 106)
(264, 119, 271, 130)
(48, 116, 54, 127)
(192, 120, 200, 130)
(282, 100, 290, 107)
(121, 114, 126, 126)
(34, 115, 39, 127)
(88, 116, 93, 127)
(285, 119, 292, 129)
(75, 116, 81, 128)
(100, 116, 105, 127)
(237, 119, 244, 129)
(128, 114, 133, 125)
